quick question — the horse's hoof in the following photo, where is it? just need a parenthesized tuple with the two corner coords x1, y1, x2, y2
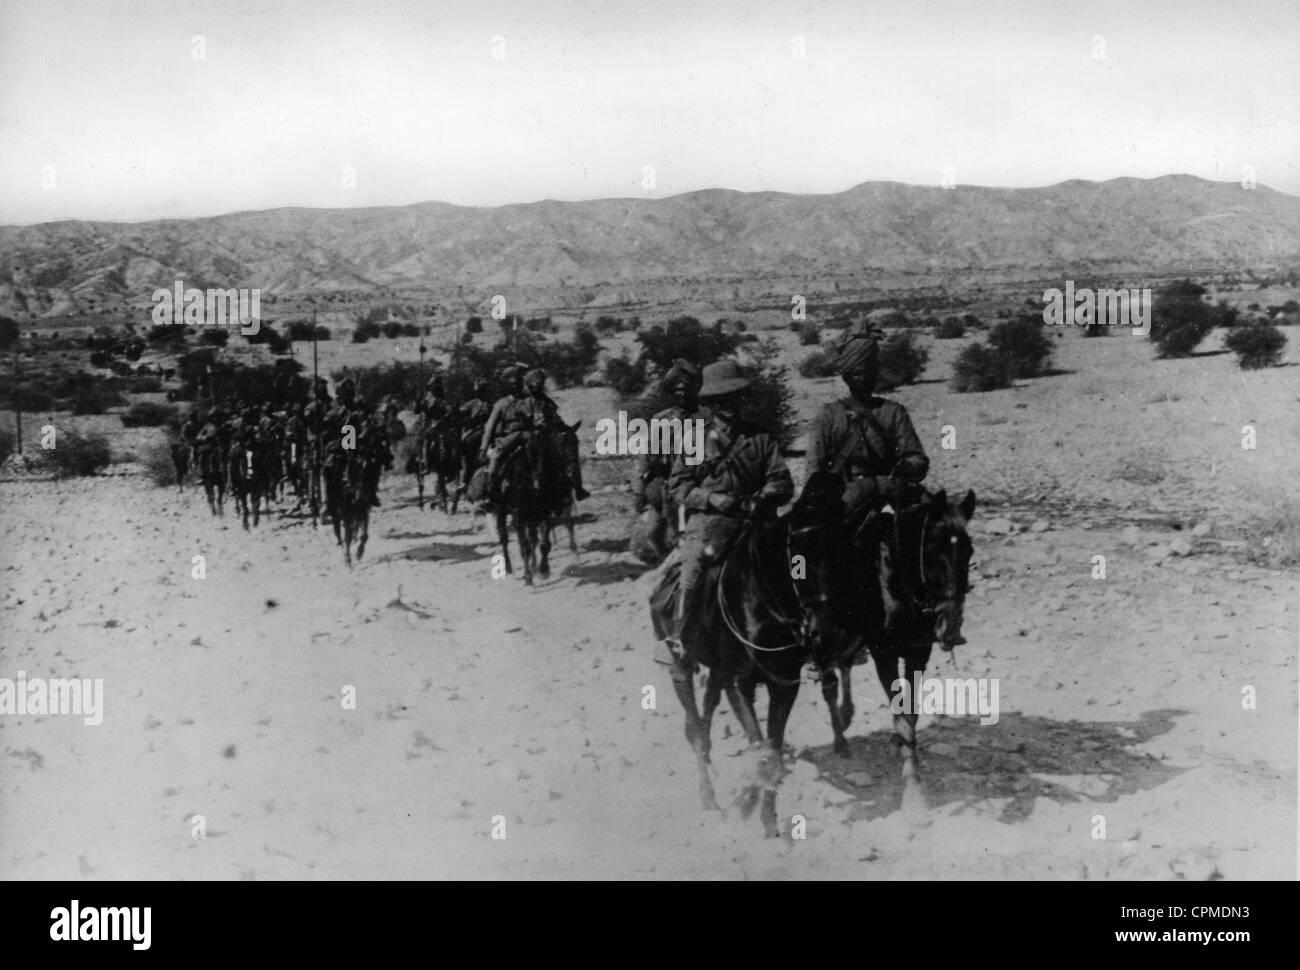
(833, 738, 851, 757)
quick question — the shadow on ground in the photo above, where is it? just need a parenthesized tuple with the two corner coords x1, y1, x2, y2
(802, 708, 1188, 823)
(377, 541, 482, 564)
(562, 557, 652, 586)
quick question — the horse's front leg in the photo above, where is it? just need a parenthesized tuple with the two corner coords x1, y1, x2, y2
(495, 511, 513, 575)
(760, 681, 800, 838)
(516, 519, 534, 585)
(535, 520, 552, 581)
(671, 661, 719, 812)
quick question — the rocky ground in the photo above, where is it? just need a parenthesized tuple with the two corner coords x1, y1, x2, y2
(1, 326, 1296, 880)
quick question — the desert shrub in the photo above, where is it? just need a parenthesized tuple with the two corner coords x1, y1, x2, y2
(9, 388, 56, 410)
(120, 401, 179, 428)
(1224, 322, 1287, 369)
(465, 316, 483, 335)
(352, 320, 382, 343)
(68, 386, 126, 415)
(143, 440, 180, 487)
(123, 340, 145, 360)
(89, 350, 113, 368)
(1149, 280, 1217, 358)
(797, 349, 837, 378)
(401, 323, 421, 337)
(146, 324, 187, 345)
(199, 328, 230, 347)
(48, 430, 112, 477)
(951, 343, 1012, 393)
(936, 317, 965, 339)
(989, 316, 1053, 378)
(131, 377, 164, 393)
(594, 315, 624, 335)
(0, 316, 18, 350)
(381, 321, 405, 339)
(878, 331, 930, 390)
(0, 427, 13, 464)
(798, 320, 820, 346)
(635, 316, 740, 373)
(286, 320, 330, 342)
(245, 324, 289, 354)
(602, 351, 649, 396)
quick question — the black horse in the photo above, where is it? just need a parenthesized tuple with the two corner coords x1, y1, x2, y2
(648, 494, 824, 837)
(792, 474, 976, 787)
(493, 423, 579, 585)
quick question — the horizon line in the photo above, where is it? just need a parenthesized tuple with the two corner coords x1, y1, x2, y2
(3, 173, 1291, 231)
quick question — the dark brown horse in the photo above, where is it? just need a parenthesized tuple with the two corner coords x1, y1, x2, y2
(194, 440, 226, 516)
(410, 414, 462, 514)
(792, 474, 976, 789)
(648, 497, 822, 838)
(493, 423, 579, 585)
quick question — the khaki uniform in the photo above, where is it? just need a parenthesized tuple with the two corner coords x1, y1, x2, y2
(804, 396, 928, 512)
(667, 417, 793, 644)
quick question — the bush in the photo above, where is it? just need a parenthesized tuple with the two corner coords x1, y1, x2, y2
(381, 321, 405, 339)
(120, 401, 179, 428)
(936, 317, 965, 339)
(352, 320, 382, 343)
(143, 441, 180, 487)
(797, 349, 837, 378)
(878, 331, 930, 390)
(400, 323, 422, 338)
(1224, 322, 1287, 369)
(1149, 280, 1216, 358)
(286, 320, 331, 342)
(465, 316, 483, 335)
(199, 328, 230, 347)
(48, 430, 112, 477)
(951, 343, 1012, 393)
(635, 316, 740, 373)
(245, 324, 289, 354)
(989, 316, 1053, 378)
(0, 427, 12, 464)
(602, 351, 649, 396)
(131, 377, 164, 393)
(594, 315, 624, 335)
(69, 386, 126, 415)
(798, 320, 820, 346)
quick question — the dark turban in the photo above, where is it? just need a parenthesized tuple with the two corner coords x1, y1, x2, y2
(660, 358, 702, 392)
(828, 325, 883, 375)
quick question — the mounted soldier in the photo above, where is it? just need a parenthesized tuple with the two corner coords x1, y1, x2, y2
(799, 324, 931, 660)
(479, 364, 531, 502)
(658, 359, 793, 669)
(456, 376, 493, 491)
(633, 358, 704, 543)
(513, 368, 590, 500)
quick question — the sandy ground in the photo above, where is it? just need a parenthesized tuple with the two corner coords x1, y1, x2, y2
(1, 326, 1296, 880)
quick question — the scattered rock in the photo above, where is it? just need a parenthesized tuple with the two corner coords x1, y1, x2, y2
(1168, 537, 1192, 556)
(1030, 519, 1050, 533)
(1191, 522, 1211, 537)
(986, 518, 1013, 535)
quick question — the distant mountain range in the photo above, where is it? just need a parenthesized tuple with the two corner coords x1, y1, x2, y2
(2, 175, 1297, 318)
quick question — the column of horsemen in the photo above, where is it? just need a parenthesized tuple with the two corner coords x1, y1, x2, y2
(168, 323, 976, 825)
(171, 320, 964, 669)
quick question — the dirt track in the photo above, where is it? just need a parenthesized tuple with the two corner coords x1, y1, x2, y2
(1, 329, 1296, 880)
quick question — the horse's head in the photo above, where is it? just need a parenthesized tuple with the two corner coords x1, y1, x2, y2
(917, 488, 976, 651)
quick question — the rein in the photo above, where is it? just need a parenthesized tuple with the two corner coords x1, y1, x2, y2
(716, 521, 805, 688)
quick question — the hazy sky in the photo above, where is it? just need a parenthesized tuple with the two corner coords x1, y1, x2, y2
(1, 0, 1296, 223)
